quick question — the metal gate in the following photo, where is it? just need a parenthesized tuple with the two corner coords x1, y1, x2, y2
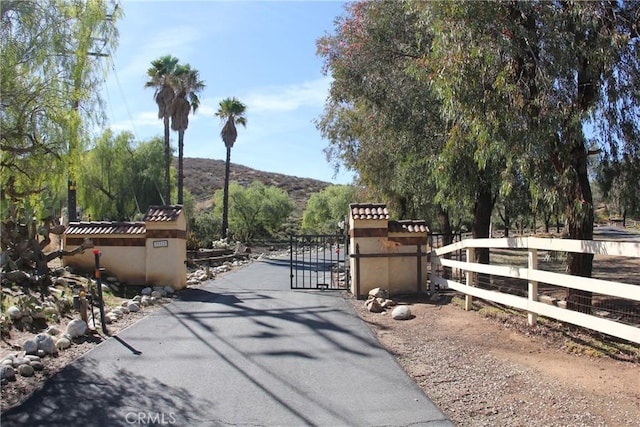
(290, 234, 349, 290)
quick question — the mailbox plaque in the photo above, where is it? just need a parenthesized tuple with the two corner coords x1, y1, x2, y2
(153, 240, 168, 248)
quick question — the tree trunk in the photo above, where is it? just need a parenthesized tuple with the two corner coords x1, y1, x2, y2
(222, 145, 232, 240)
(564, 139, 594, 313)
(163, 115, 171, 205)
(436, 204, 453, 279)
(177, 130, 184, 205)
(472, 177, 493, 288)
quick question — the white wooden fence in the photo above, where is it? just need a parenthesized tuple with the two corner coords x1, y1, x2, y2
(430, 237, 640, 344)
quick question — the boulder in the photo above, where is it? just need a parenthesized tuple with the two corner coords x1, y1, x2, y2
(17, 364, 35, 377)
(23, 339, 38, 355)
(45, 326, 61, 336)
(365, 297, 384, 313)
(127, 301, 140, 313)
(66, 319, 87, 338)
(35, 333, 57, 355)
(7, 306, 22, 320)
(368, 287, 389, 299)
(391, 305, 412, 320)
(1, 365, 16, 381)
(55, 337, 71, 350)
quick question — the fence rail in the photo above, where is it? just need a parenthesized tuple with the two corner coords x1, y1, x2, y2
(430, 237, 640, 344)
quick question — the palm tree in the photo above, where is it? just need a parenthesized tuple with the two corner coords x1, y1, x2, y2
(215, 97, 247, 239)
(170, 64, 205, 205)
(145, 55, 179, 205)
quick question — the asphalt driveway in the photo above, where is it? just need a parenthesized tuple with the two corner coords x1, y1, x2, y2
(2, 258, 452, 426)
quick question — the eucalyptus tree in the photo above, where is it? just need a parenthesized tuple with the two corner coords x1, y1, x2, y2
(410, 1, 640, 311)
(145, 54, 179, 204)
(215, 97, 247, 239)
(170, 64, 205, 205)
(316, 1, 462, 239)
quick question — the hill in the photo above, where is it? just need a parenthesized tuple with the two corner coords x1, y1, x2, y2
(179, 157, 331, 215)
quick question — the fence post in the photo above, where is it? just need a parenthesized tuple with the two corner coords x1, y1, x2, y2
(417, 244, 422, 294)
(429, 247, 436, 295)
(465, 247, 474, 310)
(355, 243, 361, 299)
(528, 246, 538, 326)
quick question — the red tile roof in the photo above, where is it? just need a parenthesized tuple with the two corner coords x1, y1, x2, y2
(65, 222, 146, 235)
(388, 220, 429, 234)
(350, 203, 390, 220)
(143, 205, 183, 222)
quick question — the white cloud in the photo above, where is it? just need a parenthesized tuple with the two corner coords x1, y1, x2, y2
(107, 111, 160, 134)
(243, 77, 332, 114)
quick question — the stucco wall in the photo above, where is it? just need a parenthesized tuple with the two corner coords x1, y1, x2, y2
(349, 212, 428, 298)
(63, 238, 146, 285)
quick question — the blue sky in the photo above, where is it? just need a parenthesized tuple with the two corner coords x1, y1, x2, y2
(101, 0, 354, 184)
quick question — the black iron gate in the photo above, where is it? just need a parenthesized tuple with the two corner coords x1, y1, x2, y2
(290, 234, 349, 290)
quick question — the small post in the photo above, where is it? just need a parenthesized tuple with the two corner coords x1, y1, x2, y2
(93, 249, 108, 335)
(528, 247, 538, 326)
(78, 291, 88, 324)
(465, 247, 474, 311)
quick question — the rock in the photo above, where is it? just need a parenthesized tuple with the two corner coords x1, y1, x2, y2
(132, 295, 142, 302)
(17, 364, 35, 377)
(20, 315, 33, 327)
(23, 339, 38, 355)
(11, 357, 28, 367)
(1, 365, 16, 381)
(31, 306, 46, 319)
(151, 290, 162, 299)
(66, 319, 87, 338)
(141, 287, 152, 295)
(381, 299, 396, 308)
(369, 287, 389, 299)
(163, 286, 174, 295)
(30, 361, 44, 371)
(140, 295, 152, 306)
(127, 301, 140, 312)
(2, 358, 14, 366)
(365, 297, 384, 313)
(24, 355, 41, 363)
(45, 326, 61, 336)
(7, 306, 22, 320)
(35, 333, 57, 355)
(43, 306, 59, 317)
(55, 337, 71, 350)
(391, 305, 412, 320)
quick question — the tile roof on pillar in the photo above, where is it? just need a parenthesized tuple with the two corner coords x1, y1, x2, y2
(350, 203, 390, 220)
(143, 205, 183, 222)
(388, 220, 429, 233)
(64, 222, 146, 235)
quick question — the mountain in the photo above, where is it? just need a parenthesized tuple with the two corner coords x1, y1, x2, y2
(179, 157, 331, 215)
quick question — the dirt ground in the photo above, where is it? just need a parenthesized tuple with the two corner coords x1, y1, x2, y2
(348, 292, 640, 426)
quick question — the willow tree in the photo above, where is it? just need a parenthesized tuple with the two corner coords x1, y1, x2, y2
(1, 0, 120, 280)
(170, 64, 205, 205)
(215, 97, 247, 240)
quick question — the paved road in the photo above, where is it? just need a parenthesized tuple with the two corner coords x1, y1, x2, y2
(2, 258, 452, 427)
